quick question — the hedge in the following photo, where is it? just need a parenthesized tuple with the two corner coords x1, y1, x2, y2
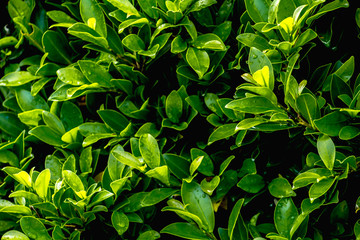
(1, 0, 360, 239)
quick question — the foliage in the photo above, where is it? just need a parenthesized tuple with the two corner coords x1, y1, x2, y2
(1, 0, 360, 239)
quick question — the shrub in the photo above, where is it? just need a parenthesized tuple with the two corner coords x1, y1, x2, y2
(1, 0, 360, 239)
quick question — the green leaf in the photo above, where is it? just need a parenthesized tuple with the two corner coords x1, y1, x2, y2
(0, 71, 41, 86)
(309, 177, 336, 202)
(68, 23, 109, 48)
(20, 216, 52, 240)
(339, 126, 360, 140)
(137, 230, 160, 240)
(46, 10, 77, 24)
(186, 47, 210, 79)
(0, 112, 26, 137)
(0, 150, 19, 167)
(107, 0, 140, 17)
(0, 205, 32, 216)
(268, 177, 296, 198)
(98, 109, 129, 132)
(317, 134, 335, 170)
(166, 90, 183, 124)
(78, 60, 113, 87)
(306, 0, 349, 25)
(274, 197, 298, 239)
(11, 170, 32, 188)
(208, 123, 237, 144)
(1, 230, 30, 240)
(122, 34, 146, 51)
(29, 126, 65, 147)
(226, 96, 279, 114)
(56, 66, 89, 86)
(248, 47, 274, 90)
(62, 170, 86, 199)
(42, 30, 72, 65)
(237, 174, 265, 193)
(161, 222, 209, 240)
(34, 169, 50, 199)
(163, 154, 190, 179)
(293, 172, 320, 189)
(9, 190, 41, 202)
(182, 180, 215, 232)
(245, 0, 271, 23)
(237, 33, 271, 51)
(190, 148, 214, 176)
(139, 133, 160, 169)
(171, 35, 187, 54)
(228, 198, 248, 240)
(80, 0, 107, 37)
(138, 0, 157, 19)
(314, 111, 348, 137)
(15, 89, 49, 112)
(111, 210, 129, 235)
(193, 33, 226, 51)
(142, 188, 177, 207)
(42, 111, 66, 135)
(79, 147, 93, 173)
(145, 165, 171, 186)
(200, 176, 220, 196)
(296, 93, 320, 127)
(60, 101, 83, 131)
(112, 150, 146, 171)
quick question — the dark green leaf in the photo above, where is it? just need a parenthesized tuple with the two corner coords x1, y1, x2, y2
(161, 222, 209, 240)
(314, 111, 348, 137)
(237, 174, 265, 193)
(228, 198, 248, 240)
(182, 181, 215, 232)
(274, 197, 298, 239)
(42, 30, 72, 65)
(122, 34, 146, 51)
(245, 0, 271, 23)
(78, 60, 113, 87)
(186, 47, 210, 79)
(237, 33, 271, 51)
(296, 93, 320, 127)
(226, 96, 280, 114)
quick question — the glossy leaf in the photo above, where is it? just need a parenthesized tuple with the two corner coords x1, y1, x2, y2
(314, 111, 348, 137)
(112, 211, 129, 235)
(34, 169, 50, 199)
(80, 0, 107, 37)
(181, 181, 215, 232)
(237, 174, 265, 193)
(309, 177, 336, 202)
(245, 0, 271, 23)
(186, 47, 210, 79)
(274, 197, 298, 239)
(228, 198, 248, 240)
(139, 133, 160, 169)
(1, 230, 30, 240)
(78, 60, 112, 87)
(42, 30, 72, 65)
(62, 170, 86, 199)
(20, 216, 52, 240)
(248, 47, 274, 90)
(193, 33, 226, 51)
(161, 222, 209, 240)
(268, 177, 296, 198)
(296, 93, 320, 127)
(226, 96, 279, 114)
(0, 71, 41, 86)
(317, 134, 335, 170)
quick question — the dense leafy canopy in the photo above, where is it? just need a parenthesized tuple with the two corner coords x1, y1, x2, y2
(1, 0, 360, 239)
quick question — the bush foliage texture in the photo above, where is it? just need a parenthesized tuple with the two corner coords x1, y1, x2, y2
(1, 0, 360, 239)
